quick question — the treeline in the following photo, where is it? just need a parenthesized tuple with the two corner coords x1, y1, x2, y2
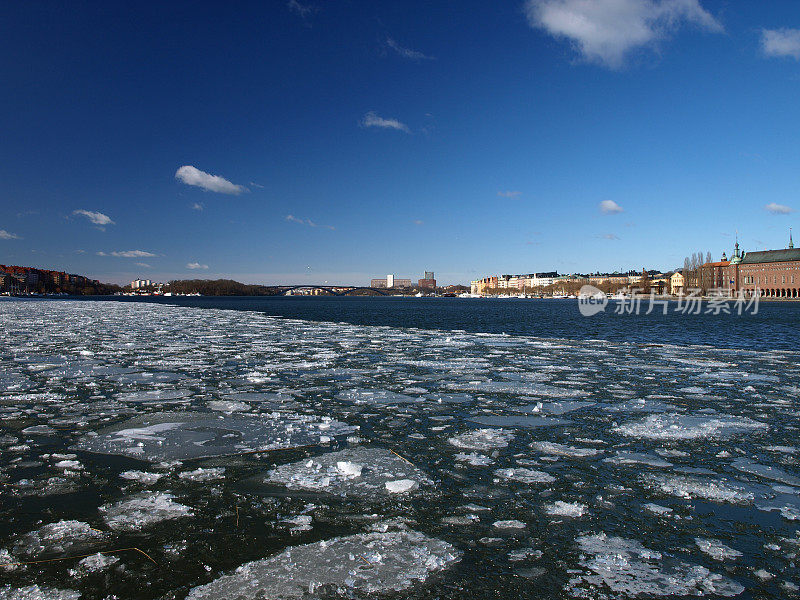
(166, 279, 282, 296)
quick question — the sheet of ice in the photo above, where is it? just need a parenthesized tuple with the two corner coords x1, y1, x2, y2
(518, 400, 596, 415)
(731, 458, 800, 486)
(264, 447, 432, 497)
(469, 415, 570, 428)
(73, 411, 357, 461)
(695, 538, 743, 561)
(0, 586, 81, 600)
(646, 474, 755, 504)
(178, 467, 226, 482)
(99, 492, 193, 531)
(570, 533, 743, 597)
(119, 470, 163, 485)
(615, 413, 767, 440)
(531, 441, 602, 458)
(544, 501, 587, 517)
(12, 520, 106, 558)
(336, 389, 418, 405)
(448, 428, 514, 451)
(603, 452, 673, 468)
(495, 468, 556, 484)
(185, 530, 461, 599)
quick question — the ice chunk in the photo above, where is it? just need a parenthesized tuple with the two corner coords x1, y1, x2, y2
(646, 474, 754, 504)
(186, 530, 461, 599)
(207, 400, 250, 412)
(12, 520, 106, 559)
(264, 447, 431, 497)
(695, 538, 742, 561)
(603, 452, 672, 468)
(454, 452, 494, 466)
(385, 479, 418, 493)
(571, 533, 743, 597)
(469, 415, 570, 428)
(449, 428, 514, 451)
(0, 586, 81, 600)
(531, 441, 602, 458)
(495, 468, 556, 484)
(178, 467, 225, 482)
(544, 501, 587, 517)
(119, 470, 163, 485)
(731, 458, 800, 486)
(73, 411, 357, 461)
(99, 492, 193, 531)
(615, 413, 766, 440)
(492, 520, 526, 529)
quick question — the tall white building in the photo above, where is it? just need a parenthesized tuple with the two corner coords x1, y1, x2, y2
(386, 274, 394, 288)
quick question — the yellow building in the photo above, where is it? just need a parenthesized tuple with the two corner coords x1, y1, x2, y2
(670, 271, 685, 295)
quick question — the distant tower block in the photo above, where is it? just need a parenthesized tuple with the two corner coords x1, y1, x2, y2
(386, 274, 394, 288)
(424, 271, 434, 280)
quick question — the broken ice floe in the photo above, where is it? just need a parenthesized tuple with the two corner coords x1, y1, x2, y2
(186, 530, 461, 599)
(570, 533, 743, 597)
(495, 468, 556, 484)
(448, 428, 514, 451)
(73, 411, 357, 461)
(0, 586, 81, 600)
(263, 447, 432, 497)
(614, 413, 767, 440)
(645, 474, 754, 504)
(99, 492, 193, 531)
(695, 538, 742, 561)
(12, 520, 106, 559)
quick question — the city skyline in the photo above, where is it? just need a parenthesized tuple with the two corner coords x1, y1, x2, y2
(2, 1, 800, 286)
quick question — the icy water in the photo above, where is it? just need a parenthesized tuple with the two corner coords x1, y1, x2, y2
(1, 298, 799, 599)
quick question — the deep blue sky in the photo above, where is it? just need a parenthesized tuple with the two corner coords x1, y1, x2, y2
(2, 1, 799, 285)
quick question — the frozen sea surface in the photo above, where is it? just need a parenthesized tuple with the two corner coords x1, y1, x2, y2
(0, 299, 799, 599)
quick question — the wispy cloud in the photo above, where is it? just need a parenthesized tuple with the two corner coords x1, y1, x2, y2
(761, 28, 800, 60)
(175, 165, 247, 195)
(498, 190, 522, 198)
(135, 262, 151, 268)
(765, 202, 795, 215)
(413, 219, 424, 226)
(360, 111, 410, 133)
(386, 37, 434, 61)
(192, 202, 204, 211)
(186, 262, 209, 270)
(600, 233, 620, 240)
(0, 229, 21, 240)
(599, 199, 624, 214)
(525, 0, 723, 69)
(73, 209, 115, 227)
(287, 0, 318, 19)
(98, 250, 157, 258)
(286, 214, 335, 230)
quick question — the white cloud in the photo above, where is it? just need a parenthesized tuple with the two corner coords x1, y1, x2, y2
(498, 190, 522, 198)
(761, 28, 800, 60)
(360, 111, 410, 133)
(135, 262, 151, 268)
(109, 250, 157, 258)
(186, 262, 209, 270)
(599, 199, 624, 214)
(386, 37, 434, 61)
(525, 0, 723, 68)
(0, 229, 21, 240)
(73, 209, 114, 226)
(413, 219, 424, 225)
(287, 0, 317, 18)
(286, 214, 335, 230)
(765, 202, 795, 214)
(601, 233, 620, 240)
(192, 202, 204, 211)
(175, 165, 247, 195)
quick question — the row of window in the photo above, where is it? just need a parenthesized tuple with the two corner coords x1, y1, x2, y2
(742, 274, 795, 285)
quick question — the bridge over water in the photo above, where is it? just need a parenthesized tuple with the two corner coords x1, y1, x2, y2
(271, 285, 389, 296)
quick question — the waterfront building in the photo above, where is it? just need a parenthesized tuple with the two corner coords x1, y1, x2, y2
(670, 271, 685, 295)
(386, 274, 394, 288)
(370, 278, 387, 288)
(131, 279, 152, 289)
(719, 232, 800, 298)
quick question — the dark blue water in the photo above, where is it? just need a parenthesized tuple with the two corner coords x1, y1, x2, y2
(71, 296, 800, 351)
